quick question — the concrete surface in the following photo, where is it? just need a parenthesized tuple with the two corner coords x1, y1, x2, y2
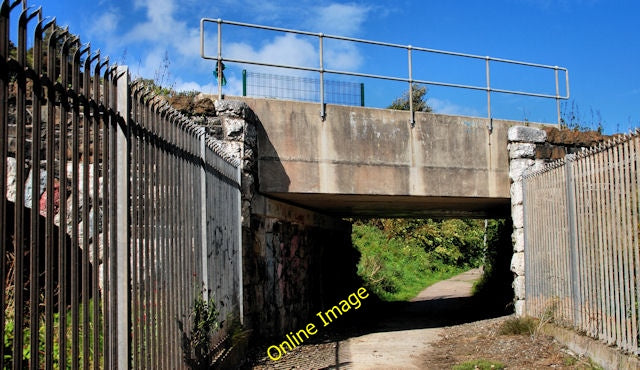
(338, 269, 481, 369)
(236, 97, 537, 218)
(540, 323, 640, 370)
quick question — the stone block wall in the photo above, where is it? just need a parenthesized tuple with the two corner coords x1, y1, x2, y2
(246, 195, 356, 337)
(507, 125, 612, 316)
(507, 126, 546, 316)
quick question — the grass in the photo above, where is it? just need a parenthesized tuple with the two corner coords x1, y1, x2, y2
(352, 224, 468, 301)
(453, 359, 505, 370)
(498, 316, 538, 336)
(563, 356, 578, 366)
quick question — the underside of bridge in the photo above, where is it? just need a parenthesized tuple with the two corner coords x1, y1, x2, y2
(266, 193, 510, 218)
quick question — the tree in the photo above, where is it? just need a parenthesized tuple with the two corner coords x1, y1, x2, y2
(387, 84, 432, 112)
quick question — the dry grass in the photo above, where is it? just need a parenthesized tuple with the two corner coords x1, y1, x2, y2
(498, 316, 538, 336)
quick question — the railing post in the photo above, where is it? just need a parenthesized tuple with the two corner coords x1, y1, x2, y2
(407, 45, 414, 126)
(319, 33, 326, 120)
(115, 65, 131, 370)
(555, 66, 561, 127)
(486, 57, 493, 132)
(200, 129, 209, 301)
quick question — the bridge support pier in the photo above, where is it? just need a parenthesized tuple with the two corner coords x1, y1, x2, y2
(508, 126, 547, 316)
(507, 125, 611, 316)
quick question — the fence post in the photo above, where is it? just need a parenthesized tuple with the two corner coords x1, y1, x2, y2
(564, 156, 581, 327)
(115, 65, 131, 369)
(523, 176, 529, 314)
(200, 129, 209, 301)
(236, 164, 244, 324)
(242, 69, 247, 97)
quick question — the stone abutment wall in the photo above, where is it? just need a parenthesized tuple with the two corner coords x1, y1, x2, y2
(508, 125, 612, 316)
(177, 96, 360, 338)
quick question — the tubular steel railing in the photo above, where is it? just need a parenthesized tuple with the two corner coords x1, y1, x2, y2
(1, 1, 242, 368)
(523, 131, 640, 355)
(201, 18, 570, 125)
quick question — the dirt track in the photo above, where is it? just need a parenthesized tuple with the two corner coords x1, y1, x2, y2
(250, 269, 590, 369)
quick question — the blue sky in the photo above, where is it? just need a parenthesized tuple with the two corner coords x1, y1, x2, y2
(14, 0, 640, 133)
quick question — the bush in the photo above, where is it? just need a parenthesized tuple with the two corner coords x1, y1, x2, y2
(352, 223, 466, 301)
(367, 218, 487, 268)
(178, 292, 221, 369)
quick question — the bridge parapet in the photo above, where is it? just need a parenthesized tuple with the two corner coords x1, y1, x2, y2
(238, 97, 536, 218)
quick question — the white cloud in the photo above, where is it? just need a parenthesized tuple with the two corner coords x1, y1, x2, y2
(174, 80, 217, 94)
(88, 7, 119, 38)
(308, 3, 370, 71)
(219, 10, 365, 76)
(124, 0, 182, 43)
(83, 0, 371, 94)
(428, 98, 482, 117)
(325, 42, 361, 71)
(87, 0, 210, 85)
(309, 3, 370, 36)
(174, 76, 242, 97)
(227, 33, 317, 71)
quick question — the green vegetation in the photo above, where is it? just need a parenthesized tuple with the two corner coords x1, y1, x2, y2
(178, 291, 248, 370)
(178, 291, 220, 369)
(453, 359, 505, 370)
(387, 84, 432, 112)
(498, 316, 538, 336)
(3, 252, 102, 367)
(3, 296, 103, 368)
(352, 219, 489, 301)
(560, 353, 603, 369)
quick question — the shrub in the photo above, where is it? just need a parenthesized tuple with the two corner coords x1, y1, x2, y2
(178, 292, 221, 369)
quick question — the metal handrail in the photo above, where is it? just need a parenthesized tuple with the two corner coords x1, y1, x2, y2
(200, 18, 570, 125)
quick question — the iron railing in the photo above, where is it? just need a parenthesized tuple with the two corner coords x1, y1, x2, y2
(523, 131, 640, 354)
(1, 1, 242, 368)
(128, 82, 242, 370)
(201, 18, 570, 125)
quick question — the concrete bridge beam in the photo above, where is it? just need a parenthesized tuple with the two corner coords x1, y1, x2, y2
(239, 97, 527, 218)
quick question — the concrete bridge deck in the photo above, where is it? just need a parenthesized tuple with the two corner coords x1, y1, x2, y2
(238, 97, 537, 218)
